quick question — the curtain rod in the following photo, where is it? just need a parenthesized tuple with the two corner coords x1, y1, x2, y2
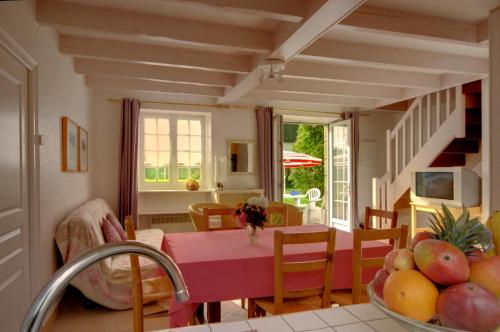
(107, 98, 370, 116)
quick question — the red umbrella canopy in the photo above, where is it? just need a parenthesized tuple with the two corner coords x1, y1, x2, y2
(283, 150, 322, 168)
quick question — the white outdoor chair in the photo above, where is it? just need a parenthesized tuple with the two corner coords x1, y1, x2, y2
(305, 188, 321, 208)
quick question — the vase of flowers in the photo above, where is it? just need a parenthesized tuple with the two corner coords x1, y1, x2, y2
(234, 196, 268, 245)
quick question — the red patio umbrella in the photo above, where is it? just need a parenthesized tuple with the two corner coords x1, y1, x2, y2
(283, 150, 322, 168)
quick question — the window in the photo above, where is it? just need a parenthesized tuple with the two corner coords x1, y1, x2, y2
(139, 111, 209, 190)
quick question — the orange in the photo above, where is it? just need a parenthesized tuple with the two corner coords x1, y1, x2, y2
(383, 269, 439, 322)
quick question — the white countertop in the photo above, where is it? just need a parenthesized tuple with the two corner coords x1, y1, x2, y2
(154, 303, 408, 332)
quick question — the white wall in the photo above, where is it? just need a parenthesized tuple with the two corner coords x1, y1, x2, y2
(357, 111, 400, 222)
(0, 0, 91, 290)
(89, 89, 259, 215)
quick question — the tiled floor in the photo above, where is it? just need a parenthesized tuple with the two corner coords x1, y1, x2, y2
(50, 289, 247, 332)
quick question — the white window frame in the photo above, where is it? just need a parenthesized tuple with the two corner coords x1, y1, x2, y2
(139, 109, 211, 191)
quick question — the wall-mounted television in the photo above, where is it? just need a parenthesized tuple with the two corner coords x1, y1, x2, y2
(410, 167, 481, 207)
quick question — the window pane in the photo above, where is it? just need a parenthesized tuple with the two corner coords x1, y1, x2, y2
(158, 167, 169, 182)
(144, 118, 156, 134)
(177, 152, 189, 166)
(190, 152, 202, 166)
(144, 167, 157, 182)
(190, 120, 201, 135)
(158, 135, 170, 151)
(158, 119, 169, 134)
(144, 151, 157, 166)
(190, 136, 202, 151)
(177, 167, 189, 180)
(190, 167, 201, 180)
(177, 136, 189, 151)
(144, 134, 157, 150)
(158, 152, 170, 166)
(177, 120, 189, 135)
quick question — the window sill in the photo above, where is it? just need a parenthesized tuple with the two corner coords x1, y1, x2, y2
(138, 189, 215, 193)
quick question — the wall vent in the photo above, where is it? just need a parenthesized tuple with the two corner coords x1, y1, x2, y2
(151, 213, 191, 225)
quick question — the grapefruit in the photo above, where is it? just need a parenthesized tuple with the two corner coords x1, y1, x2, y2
(383, 269, 439, 322)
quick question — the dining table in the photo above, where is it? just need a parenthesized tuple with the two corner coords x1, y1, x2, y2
(161, 224, 392, 328)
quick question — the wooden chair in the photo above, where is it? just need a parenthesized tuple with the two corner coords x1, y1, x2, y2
(188, 203, 232, 231)
(124, 216, 173, 332)
(265, 205, 289, 227)
(248, 228, 336, 317)
(331, 225, 409, 306)
(364, 207, 398, 230)
(202, 207, 241, 231)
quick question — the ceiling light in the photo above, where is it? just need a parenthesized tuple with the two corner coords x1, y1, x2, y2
(258, 59, 286, 83)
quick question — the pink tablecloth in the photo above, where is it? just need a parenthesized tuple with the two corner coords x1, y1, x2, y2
(161, 225, 391, 327)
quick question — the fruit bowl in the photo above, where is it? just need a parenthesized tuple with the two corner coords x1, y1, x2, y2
(367, 282, 468, 332)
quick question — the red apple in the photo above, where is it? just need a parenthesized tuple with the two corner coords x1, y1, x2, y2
(437, 282, 500, 332)
(413, 239, 469, 285)
(383, 248, 415, 273)
(410, 231, 433, 251)
(466, 248, 485, 264)
(373, 269, 390, 299)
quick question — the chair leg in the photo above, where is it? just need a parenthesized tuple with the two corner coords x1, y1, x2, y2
(247, 299, 256, 318)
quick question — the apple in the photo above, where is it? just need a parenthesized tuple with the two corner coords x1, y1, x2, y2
(413, 239, 469, 285)
(410, 231, 433, 251)
(383, 248, 415, 273)
(373, 269, 390, 299)
(437, 282, 500, 332)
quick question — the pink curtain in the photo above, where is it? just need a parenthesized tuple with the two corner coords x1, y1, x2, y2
(256, 107, 274, 199)
(119, 99, 140, 226)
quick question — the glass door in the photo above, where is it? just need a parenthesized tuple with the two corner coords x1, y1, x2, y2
(328, 119, 352, 232)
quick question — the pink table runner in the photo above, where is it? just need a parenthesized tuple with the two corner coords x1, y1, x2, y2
(161, 225, 392, 327)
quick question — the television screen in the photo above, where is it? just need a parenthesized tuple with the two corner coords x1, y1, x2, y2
(415, 172, 454, 200)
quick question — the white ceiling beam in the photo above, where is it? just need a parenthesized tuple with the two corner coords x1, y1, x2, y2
(218, 0, 366, 104)
(37, 0, 272, 53)
(60, 35, 251, 74)
(164, 0, 306, 23)
(74, 58, 235, 87)
(283, 61, 441, 89)
(245, 90, 378, 108)
(258, 78, 405, 100)
(300, 39, 489, 75)
(339, 5, 479, 44)
(85, 76, 225, 97)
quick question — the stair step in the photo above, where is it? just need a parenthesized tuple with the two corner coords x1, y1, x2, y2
(431, 153, 466, 167)
(443, 138, 480, 154)
(462, 80, 481, 94)
(465, 125, 482, 139)
(466, 109, 481, 126)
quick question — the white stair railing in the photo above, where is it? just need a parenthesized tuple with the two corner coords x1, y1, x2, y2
(373, 86, 465, 211)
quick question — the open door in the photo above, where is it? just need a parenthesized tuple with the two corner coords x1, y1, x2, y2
(328, 119, 353, 232)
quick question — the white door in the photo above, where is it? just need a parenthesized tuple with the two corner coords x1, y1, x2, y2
(328, 119, 352, 232)
(0, 45, 31, 331)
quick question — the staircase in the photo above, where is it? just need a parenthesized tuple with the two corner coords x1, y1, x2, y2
(372, 83, 482, 213)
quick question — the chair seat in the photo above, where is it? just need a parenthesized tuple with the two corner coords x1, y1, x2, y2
(330, 285, 369, 306)
(254, 295, 323, 315)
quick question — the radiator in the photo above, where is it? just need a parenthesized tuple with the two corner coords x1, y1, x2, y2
(146, 213, 193, 233)
(151, 213, 191, 224)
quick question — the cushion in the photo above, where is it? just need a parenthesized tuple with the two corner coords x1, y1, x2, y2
(107, 213, 127, 240)
(101, 217, 121, 243)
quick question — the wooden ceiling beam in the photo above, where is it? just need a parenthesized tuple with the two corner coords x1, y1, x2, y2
(85, 76, 225, 97)
(218, 0, 366, 104)
(74, 58, 235, 87)
(300, 39, 488, 75)
(38, 0, 272, 53)
(60, 35, 251, 74)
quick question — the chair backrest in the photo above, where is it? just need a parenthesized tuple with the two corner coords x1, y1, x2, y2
(351, 225, 409, 304)
(269, 201, 303, 226)
(364, 207, 398, 230)
(273, 228, 336, 314)
(306, 188, 321, 203)
(266, 205, 289, 227)
(202, 207, 241, 231)
(188, 203, 233, 231)
(124, 216, 144, 332)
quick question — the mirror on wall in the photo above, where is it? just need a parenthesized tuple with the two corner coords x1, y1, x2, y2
(228, 140, 254, 174)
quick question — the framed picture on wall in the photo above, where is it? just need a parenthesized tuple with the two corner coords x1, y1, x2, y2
(62, 116, 78, 172)
(78, 127, 88, 172)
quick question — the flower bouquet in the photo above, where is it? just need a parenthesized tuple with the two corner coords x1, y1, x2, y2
(234, 196, 269, 244)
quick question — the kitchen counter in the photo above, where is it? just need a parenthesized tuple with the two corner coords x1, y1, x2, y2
(154, 303, 408, 332)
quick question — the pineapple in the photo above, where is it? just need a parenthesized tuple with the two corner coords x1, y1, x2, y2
(428, 204, 492, 255)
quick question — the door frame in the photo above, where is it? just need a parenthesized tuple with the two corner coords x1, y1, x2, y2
(0, 27, 41, 300)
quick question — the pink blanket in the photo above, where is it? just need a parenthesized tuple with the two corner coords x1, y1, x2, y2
(161, 225, 391, 327)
